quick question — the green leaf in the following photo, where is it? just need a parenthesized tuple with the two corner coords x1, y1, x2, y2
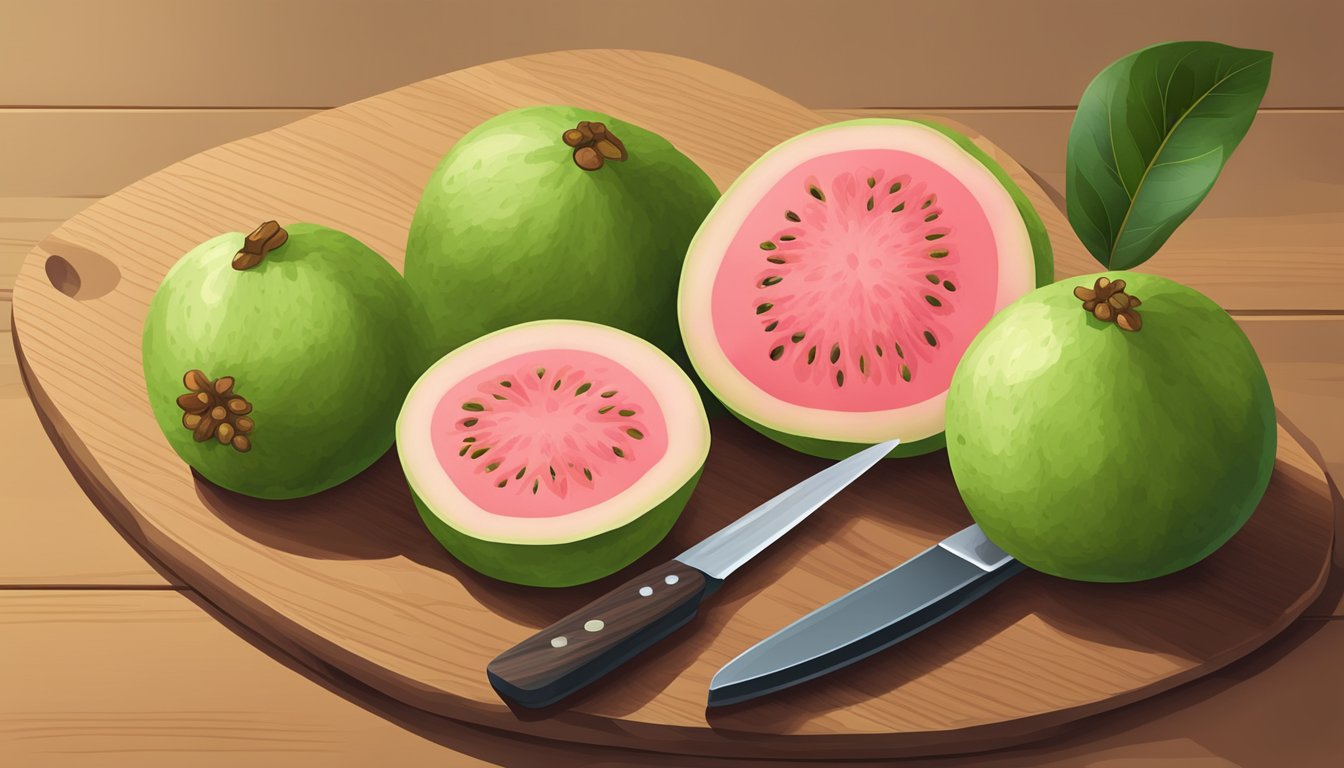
(1066, 41, 1272, 270)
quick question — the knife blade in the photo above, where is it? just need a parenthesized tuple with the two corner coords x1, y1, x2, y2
(707, 524, 1023, 707)
(487, 438, 900, 709)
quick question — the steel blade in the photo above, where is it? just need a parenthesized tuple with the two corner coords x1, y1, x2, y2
(707, 524, 1023, 706)
(676, 439, 899, 580)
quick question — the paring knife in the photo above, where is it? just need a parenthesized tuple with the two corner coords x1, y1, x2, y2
(707, 524, 1023, 707)
(487, 438, 901, 709)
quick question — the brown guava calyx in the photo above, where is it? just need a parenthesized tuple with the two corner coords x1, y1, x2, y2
(1074, 276, 1143, 332)
(232, 221, 288, 270)
(176, 369, 255, 452)
(561, 121, 628, 171)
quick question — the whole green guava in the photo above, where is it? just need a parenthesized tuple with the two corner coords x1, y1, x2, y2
(404, 105, 720, 367)
(142, 222, 428, 499)
(945, 272, 1276, 582)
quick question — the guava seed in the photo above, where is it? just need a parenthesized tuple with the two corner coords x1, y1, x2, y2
(178, 393, 209, 412)
(183, 370, 210, 392)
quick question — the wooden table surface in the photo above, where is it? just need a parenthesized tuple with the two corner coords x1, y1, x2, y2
(2, 3, 1341, 765)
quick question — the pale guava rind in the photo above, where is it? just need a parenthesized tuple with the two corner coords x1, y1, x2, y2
(405, 105, 720, 373)
(410, 469, 701, 587)
(142, 223, 427, 499)
(681, 118, 1053, 460)
(945, 272, 1276, 582)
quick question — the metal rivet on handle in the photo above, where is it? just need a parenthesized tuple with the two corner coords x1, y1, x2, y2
(584, 620, 605, 632)
(638, 586, 653, 597)
(664, 574, 679, 585)
(550, 636, 568, 648)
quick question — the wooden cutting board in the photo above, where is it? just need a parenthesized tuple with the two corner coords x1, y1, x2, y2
(11, 50, 1336, 760)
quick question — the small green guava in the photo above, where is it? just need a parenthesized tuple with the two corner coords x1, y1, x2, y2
(945, 272, 1276, 582)
(142, 221, 429, 499)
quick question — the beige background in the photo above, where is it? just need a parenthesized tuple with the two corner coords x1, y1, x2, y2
(2, 1, 1342, 765)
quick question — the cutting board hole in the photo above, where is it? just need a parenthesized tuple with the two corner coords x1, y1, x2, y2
(41, 241, 120, 300)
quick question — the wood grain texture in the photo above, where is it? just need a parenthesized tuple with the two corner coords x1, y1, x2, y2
(3, 1, 1338, 109)
(8, 51, 1337, 758)
(1, 197, 95, 305)
(1, 329, 175, 586)
(820, 110, 1344, 311)
(8, 592, 1343, 768)
(0, 110, 317, 197)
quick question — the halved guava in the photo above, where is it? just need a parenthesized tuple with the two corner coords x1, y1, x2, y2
(679, 119, 1053, 458)
(397, 320, 710, 587)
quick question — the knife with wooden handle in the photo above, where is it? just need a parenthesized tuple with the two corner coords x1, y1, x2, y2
(487, 439, 900, 709)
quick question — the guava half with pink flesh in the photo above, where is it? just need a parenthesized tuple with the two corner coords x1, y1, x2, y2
(679, 119, 1053, 458)
(397, 320, 710, 587)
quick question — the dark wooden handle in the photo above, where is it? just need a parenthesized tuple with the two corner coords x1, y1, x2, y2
(487, 560, 712, 709)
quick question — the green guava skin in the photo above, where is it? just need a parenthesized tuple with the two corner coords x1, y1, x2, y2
(688, 118, 1054, 460)
(945, 272, 1276, 582)
(143, 223, 428, 500)
(404, 105, 720, 375)
(409, 470, 702, 588)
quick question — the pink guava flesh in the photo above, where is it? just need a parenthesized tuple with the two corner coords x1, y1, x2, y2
(710, 149, 998, 411)
(430, 349, 669, 518)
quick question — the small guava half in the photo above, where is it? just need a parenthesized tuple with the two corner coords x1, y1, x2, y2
(945, 272, 1276, 582)
(142, 221, 428, 499)
(396, 320, 710, 587)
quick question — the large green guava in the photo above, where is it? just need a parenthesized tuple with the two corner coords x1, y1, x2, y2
(404, 105, 720, 370)
(143, 222, 428, 499)
(945, 272, 1276, 582)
